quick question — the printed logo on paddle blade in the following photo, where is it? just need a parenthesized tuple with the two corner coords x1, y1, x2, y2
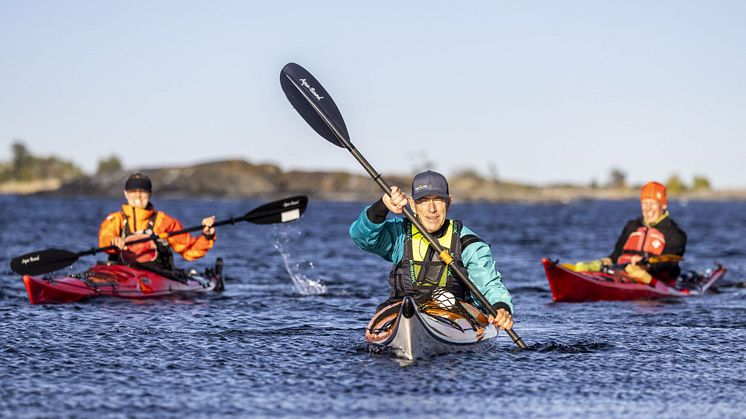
(299, 79, 324, 101)
(22, 255, 41, 265)
(283, 200, 300, 208)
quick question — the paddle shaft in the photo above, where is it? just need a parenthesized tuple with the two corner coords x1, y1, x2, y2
(69, 195, 307, 258)
(611, 254, 684, 271)
(647, 254, 683, 264)
(11, 195, 308, 276)
(294, 79, 527, 348)
(64, 215, 239, 259)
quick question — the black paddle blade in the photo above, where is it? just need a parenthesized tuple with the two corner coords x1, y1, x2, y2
(10, 248, 79, 276)
(243, 195, 308, 225)
(280, 63, 350, 148)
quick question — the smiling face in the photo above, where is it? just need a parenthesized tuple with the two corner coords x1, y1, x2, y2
(641, 198, 665, 224)
(409, 195, 450, 233)
(124, 189, 151, 209)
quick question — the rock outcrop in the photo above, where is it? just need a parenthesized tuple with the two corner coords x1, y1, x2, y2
(15, 159, 746, 202)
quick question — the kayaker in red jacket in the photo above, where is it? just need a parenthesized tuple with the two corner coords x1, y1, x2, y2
(99, 172, 216, 270)
(602, 181, 687, 285)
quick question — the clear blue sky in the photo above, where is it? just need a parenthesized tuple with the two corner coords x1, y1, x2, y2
(2, 1, 745, 188)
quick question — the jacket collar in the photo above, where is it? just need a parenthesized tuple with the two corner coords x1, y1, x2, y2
(644, 211, 669, 227)
(121, 203, 155, 223)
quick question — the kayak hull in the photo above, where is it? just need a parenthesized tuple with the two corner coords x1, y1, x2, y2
(543, 257, 726, 302)
(365, 296, 497, 360)
(22, 259, 224, 304)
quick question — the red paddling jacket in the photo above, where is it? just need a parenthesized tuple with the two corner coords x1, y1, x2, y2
(609, 213, 687, 279)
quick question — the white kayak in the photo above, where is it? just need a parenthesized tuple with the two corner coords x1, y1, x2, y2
(364, 295, 498, 360)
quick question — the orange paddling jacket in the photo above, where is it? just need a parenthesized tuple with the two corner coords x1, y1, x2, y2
(99, 204, 216, 264)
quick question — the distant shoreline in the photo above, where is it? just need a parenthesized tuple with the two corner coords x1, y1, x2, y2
(2, 159, 745, 203)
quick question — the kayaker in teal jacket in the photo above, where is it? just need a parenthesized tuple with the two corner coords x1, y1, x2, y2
(349, 170, 514, 331)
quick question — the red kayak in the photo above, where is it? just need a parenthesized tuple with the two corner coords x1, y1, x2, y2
(22, 259, 224, 304)
(542, 258, 726, 302)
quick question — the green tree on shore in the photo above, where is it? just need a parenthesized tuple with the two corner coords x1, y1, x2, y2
(1, 141, 84, 182)
(96, 155, 123, 174)
(608, 168, 627, 188)
(692, 175, 711, 191)
(11, 142, 34, 181)
(666, 174, 688, 194)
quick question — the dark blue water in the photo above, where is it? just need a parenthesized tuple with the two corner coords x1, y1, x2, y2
(1, 195, 745, 418)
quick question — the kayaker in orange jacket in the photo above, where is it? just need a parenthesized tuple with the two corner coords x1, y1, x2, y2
(99, 172, 216, 270)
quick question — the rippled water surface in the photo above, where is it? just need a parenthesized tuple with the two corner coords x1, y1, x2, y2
(1, 195, 745, 418)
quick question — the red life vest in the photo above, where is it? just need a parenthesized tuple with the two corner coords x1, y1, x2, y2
(617, 226, 666, 264)
(120, 211, 159, 264)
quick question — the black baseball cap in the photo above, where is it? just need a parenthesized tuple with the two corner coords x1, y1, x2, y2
(124, 172, 152, 193)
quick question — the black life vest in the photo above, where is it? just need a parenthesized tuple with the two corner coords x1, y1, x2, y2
(387, 219, 469, 300)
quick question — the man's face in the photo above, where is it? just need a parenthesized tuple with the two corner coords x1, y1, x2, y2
(641, 199, 664, 224)
(411, 195, 449, 233)
(124, 189, 151, 209)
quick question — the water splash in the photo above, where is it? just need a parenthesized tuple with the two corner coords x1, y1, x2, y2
(272, 225, 327, 295)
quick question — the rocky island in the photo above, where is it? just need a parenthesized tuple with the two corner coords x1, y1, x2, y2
(2, 142, 744, 202)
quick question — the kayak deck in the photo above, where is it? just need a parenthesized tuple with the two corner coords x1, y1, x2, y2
(365, 296, 497, 360)
(543, 258, 726, 302)
(22, 259, 224, 304)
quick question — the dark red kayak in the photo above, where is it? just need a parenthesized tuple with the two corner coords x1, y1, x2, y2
(542, 257, 726, 302)
(22, 259, 224, 304)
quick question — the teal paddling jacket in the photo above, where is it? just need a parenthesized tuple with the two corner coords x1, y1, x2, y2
(349, 204, 513, 314)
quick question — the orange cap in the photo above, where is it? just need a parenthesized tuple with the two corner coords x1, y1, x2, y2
(640, 181, 667, 206)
